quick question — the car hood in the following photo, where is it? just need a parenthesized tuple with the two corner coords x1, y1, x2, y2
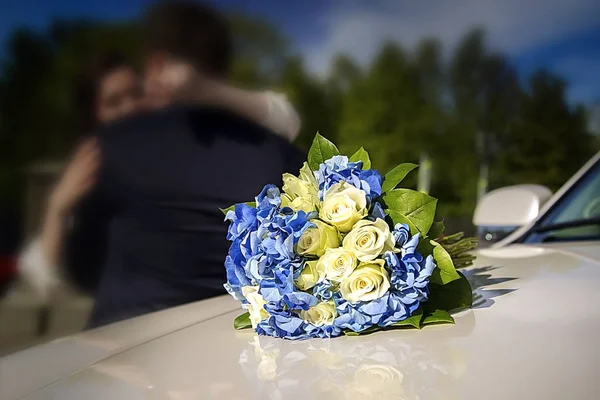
(3, 242, 600, 400)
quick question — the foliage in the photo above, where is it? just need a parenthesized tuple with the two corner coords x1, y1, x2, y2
(0, 17, 595, 220)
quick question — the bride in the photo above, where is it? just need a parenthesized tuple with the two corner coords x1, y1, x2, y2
(18, 51, 301, 301)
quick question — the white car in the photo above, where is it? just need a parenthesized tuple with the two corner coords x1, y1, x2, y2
(1, 152, 599, 400)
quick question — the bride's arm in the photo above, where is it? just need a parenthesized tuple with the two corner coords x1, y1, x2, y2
(188, 81, 301, 142)
(18, 140, 99, 300)
(160, 64, 301, 142)
(261, 90, 301, 143)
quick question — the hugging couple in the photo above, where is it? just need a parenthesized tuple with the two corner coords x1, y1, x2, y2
(19, 1, 305, 329)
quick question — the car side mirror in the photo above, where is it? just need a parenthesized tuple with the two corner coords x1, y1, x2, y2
(474, 184, 553, 227)
(473, 185, 553, 246)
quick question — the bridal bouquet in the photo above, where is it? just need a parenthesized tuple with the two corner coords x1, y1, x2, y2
(223, 134, 474, 340)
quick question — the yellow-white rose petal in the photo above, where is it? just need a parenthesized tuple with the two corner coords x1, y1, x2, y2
(339, 260, 390, 303)
(319, 182, 368, 232)
(343, 218, 395, 262)
(317, 248, 358, 282)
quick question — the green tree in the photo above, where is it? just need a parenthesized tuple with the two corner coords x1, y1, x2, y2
(325, 54, 363, 152)
(499, 69, 594, 190)
(414, 38, 445, 145)
(327, 54, 362, 93)
(0, 29, 57, 208)
(440, 28, 522, 217)
(337, 42, 424, 176)
(227, 13, 290, 87)
(279, 56, 337, 152)
(0, 21, 141, 163)
(412, 38, 446, 195)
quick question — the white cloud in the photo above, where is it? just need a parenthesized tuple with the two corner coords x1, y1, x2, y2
(304, 0, 600, 75)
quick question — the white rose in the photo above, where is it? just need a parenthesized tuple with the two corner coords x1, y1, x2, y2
(343, 218, 395, 262)
(282, 173, 313, 199)
(317, 248, 358, 282)
(297, 220, 340, 257)
(294, 261, 322, 290)
(282, 195, 317, 214)
(299, 162, 319, 189)
(281, 163, 319, 213)
(339, 260, 390, 303)
(300, 301, 337, 326)
(242, 286, 269, 328)
(319, 182, 368, 232)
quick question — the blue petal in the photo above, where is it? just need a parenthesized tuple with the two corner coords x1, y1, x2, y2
(283, 291, 318, 310)
(371, 202, 386, 220)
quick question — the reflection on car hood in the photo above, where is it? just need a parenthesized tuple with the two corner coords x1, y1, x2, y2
(3, 242, 600, 400)
(0, 296, 242, 400)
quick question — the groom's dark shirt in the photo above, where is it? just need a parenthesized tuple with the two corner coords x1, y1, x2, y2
(66, 105, 305, 328)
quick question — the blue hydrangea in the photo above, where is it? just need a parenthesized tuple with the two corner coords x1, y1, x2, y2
(225, 203, 258, 241)
(257, 312, 341, 340)
(254, 291, 342, 340)
(258, 263, 295, 302)
(224, 185, 313, 303)
(282, 291, 319, 310)
(392, 223, 411, 248)
(333, 291, 413, 331)
(223, 245, 252, 302)
(256, 309, 341, 340)
(384, 233, 436, 310)
(312, 280, 336, 301)
(255, 184, 281, 221)
(315, 156, 382, 200)
(370, 201, 386, 221)
(224, 229, 259, 302)
(333, 299, 375, 332)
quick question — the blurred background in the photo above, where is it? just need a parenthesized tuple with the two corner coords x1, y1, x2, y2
(0, 0, 599, 354)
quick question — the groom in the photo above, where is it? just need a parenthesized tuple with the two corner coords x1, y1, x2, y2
(69, 1, 305, 328)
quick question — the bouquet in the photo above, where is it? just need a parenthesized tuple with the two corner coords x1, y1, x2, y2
(223, 134, 475, 340)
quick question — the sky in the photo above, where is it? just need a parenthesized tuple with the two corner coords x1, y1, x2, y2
(1, 0, 599, 105)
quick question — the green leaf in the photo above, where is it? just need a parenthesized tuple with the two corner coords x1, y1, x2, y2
(307, 132, 340, 171)
(386, 210, 419, 235)
(234, 312, 252, 330)
(382, 163, 418, 193)
(392, 307, 423, 329)
(220, 202, 256, 216)
(417, 237, 435, 257)
(349, 147, 371, 169)
(422, 309, 455, 326)
(383, 189, 438, 234)
(430, 240, 461, 285)
(424, 272, 473, 314)
(344, 326, 381, 336)
(428, 220, 445, 239)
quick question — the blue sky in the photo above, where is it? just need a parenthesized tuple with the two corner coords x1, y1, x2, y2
(1, 0, 599, 104)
